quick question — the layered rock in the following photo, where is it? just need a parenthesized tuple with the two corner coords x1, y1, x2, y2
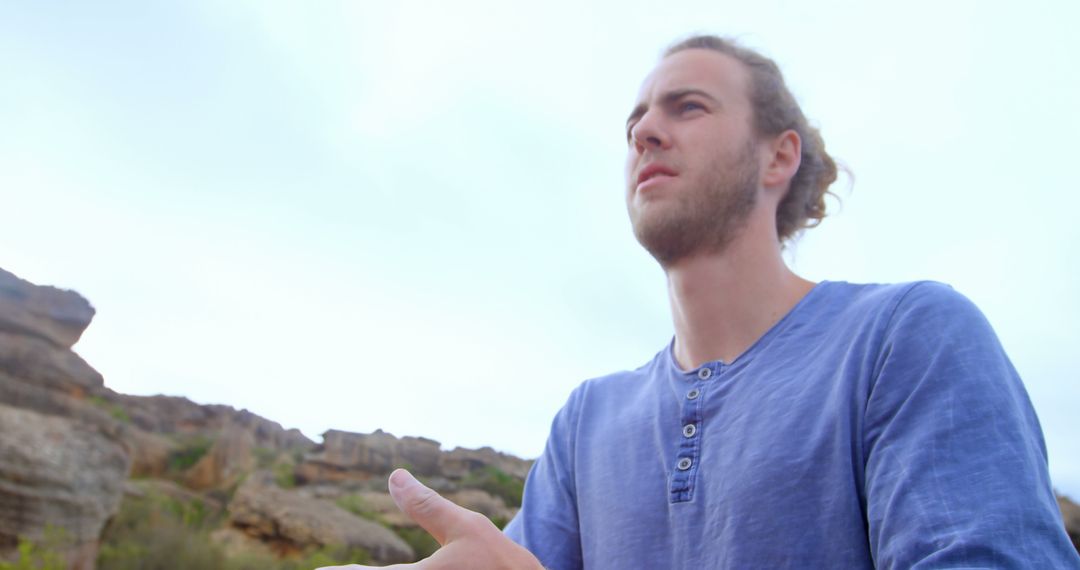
(297, 429, 532, 486)
(0, 269, 128, 570)
(0, 266, 533, 568)
(441, 446, 532, 480)
(0, 268, 95, 350)
(297, 429, 442, 485)
(228, 472, 413, 564)
(113, 393, 312, 452)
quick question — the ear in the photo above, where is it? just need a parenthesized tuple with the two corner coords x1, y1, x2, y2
(760, 129, 801, 195)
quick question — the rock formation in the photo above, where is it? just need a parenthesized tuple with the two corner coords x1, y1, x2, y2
(0, 268, 131, 570)
(0, 267, 532, 568)
(228, 471, 413, 563)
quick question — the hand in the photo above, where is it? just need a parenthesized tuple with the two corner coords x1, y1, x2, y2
(317, 468, 543, 569)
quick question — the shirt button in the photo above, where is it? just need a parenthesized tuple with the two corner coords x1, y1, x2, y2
(687, 388, 700, 400)
(682, 424, 697, 438)
(697, 368, 712, 380)
(676, 457, 693, 471)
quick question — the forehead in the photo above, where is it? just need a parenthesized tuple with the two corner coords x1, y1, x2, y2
(634, 48, 752, 109)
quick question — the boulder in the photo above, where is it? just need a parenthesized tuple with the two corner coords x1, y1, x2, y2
(184, 425, 257, 491)
(0, 331, 103, 396)
(0, 403, 130, 569)
(440, 446, 533, 480)
(298, 429, 442, 485)
(124, 430, 175, 479)
(113, 393, 314, 452)
(445, 489, 516, 525)
(0, 268, 94, 349)
(228, 472, 413, 564)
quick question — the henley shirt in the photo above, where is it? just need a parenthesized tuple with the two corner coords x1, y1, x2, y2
(505, 280, 1079, 569)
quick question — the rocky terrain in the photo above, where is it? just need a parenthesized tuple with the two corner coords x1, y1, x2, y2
(0, 267, 530, 569)
(1, 266, 1077, 568)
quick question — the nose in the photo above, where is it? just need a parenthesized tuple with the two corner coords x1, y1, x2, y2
(629, 110, 669, 154)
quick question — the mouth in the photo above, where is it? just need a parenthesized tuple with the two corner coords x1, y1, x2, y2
(636, 163, 678, 188)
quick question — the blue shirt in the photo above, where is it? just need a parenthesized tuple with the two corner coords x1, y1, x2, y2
(505, 281, 1079, 569)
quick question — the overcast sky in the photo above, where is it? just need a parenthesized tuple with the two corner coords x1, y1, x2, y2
(2, 1, 1078, 497)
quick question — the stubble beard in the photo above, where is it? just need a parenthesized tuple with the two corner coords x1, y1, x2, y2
(630, 142, 760, 268)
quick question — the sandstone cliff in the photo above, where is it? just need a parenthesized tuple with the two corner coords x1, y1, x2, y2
(0, 267, 530, 569)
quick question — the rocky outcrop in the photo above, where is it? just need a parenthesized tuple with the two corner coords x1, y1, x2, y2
(114, 393, 313, 452)
(297, 429, 442, 485)
(441, 446, 532, 480)
(183, 425, 257, 491)
(228, 472, 413, 564)
(1060, 495, 1080, 552)
(445, 489, 516, 524)
(0, 270, 130, 570)
(0, 268, 95, 350)
(0, 267, 531, 567)
(297, 429, 533, 487)
(0, 403, 130, 569)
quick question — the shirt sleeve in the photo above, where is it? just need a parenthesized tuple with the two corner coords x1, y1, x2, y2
(504, 385, 585, 570)
(863, 282, 1079, 568)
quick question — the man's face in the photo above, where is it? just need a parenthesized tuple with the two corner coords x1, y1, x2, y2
(625, 48, 762, 266)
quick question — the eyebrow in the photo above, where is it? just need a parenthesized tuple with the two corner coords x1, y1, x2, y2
(625, 88, 720, 127)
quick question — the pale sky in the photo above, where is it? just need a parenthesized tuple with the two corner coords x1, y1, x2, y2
(2, 1, 1078, 497)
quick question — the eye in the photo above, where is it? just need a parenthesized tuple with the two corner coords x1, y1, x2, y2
(679, 101, 705, 113)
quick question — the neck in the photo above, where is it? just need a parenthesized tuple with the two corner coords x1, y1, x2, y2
(665, 224, 815, 370)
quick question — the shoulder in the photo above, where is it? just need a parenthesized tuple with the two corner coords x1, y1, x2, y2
(875, 280, 996, 343)
(821, 279, 963, 313)
(560, 347, 668, 419)
(817, 280, 987, 333)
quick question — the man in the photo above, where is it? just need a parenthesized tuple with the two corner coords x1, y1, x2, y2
(324, 35, 1079, 569)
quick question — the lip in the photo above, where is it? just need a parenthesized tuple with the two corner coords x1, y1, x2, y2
(636, 163, 678, 190)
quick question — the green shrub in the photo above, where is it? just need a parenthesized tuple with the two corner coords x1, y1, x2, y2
(0, 527, 69, 570)
(461, 466, 524, 508)
(87, 395, 131, 423)
(252, 447, 278, 469)
(273, 462, 296, 489)
(335, 494, 377, 520)
(334, 493, 439, 561)
(97, 489, 226, 570)
(392, 526, 440, 560)
(166, 435, 214, 473)
(98, 487, 373, 569)
(221, 545, 369, 570)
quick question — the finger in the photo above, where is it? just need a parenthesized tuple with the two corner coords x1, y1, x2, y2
(387, 468, 480, 545)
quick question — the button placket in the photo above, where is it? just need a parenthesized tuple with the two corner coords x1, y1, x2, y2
(672, 367, 710, 503)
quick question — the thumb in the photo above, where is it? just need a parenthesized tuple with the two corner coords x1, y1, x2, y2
(387, 468, 474, 546)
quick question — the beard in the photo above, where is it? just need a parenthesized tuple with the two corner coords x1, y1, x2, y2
(629, 141, 760, 268)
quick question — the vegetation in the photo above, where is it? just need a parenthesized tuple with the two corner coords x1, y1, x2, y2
(96, 488, 368, 570)
(166, 435, 214, 473)
(392, 527, 440, 559)
(461, 466, 524, 508)
(334, 493, 440, 559)
(87, 395, 131, 423)
(273, 461, 296, 489)
(0, 528, 69, 570)
(252, 446, 278, 469)
(335, 494, 377, 519)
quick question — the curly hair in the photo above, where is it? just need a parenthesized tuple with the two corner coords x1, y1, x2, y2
(664, 35, 839, 242)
